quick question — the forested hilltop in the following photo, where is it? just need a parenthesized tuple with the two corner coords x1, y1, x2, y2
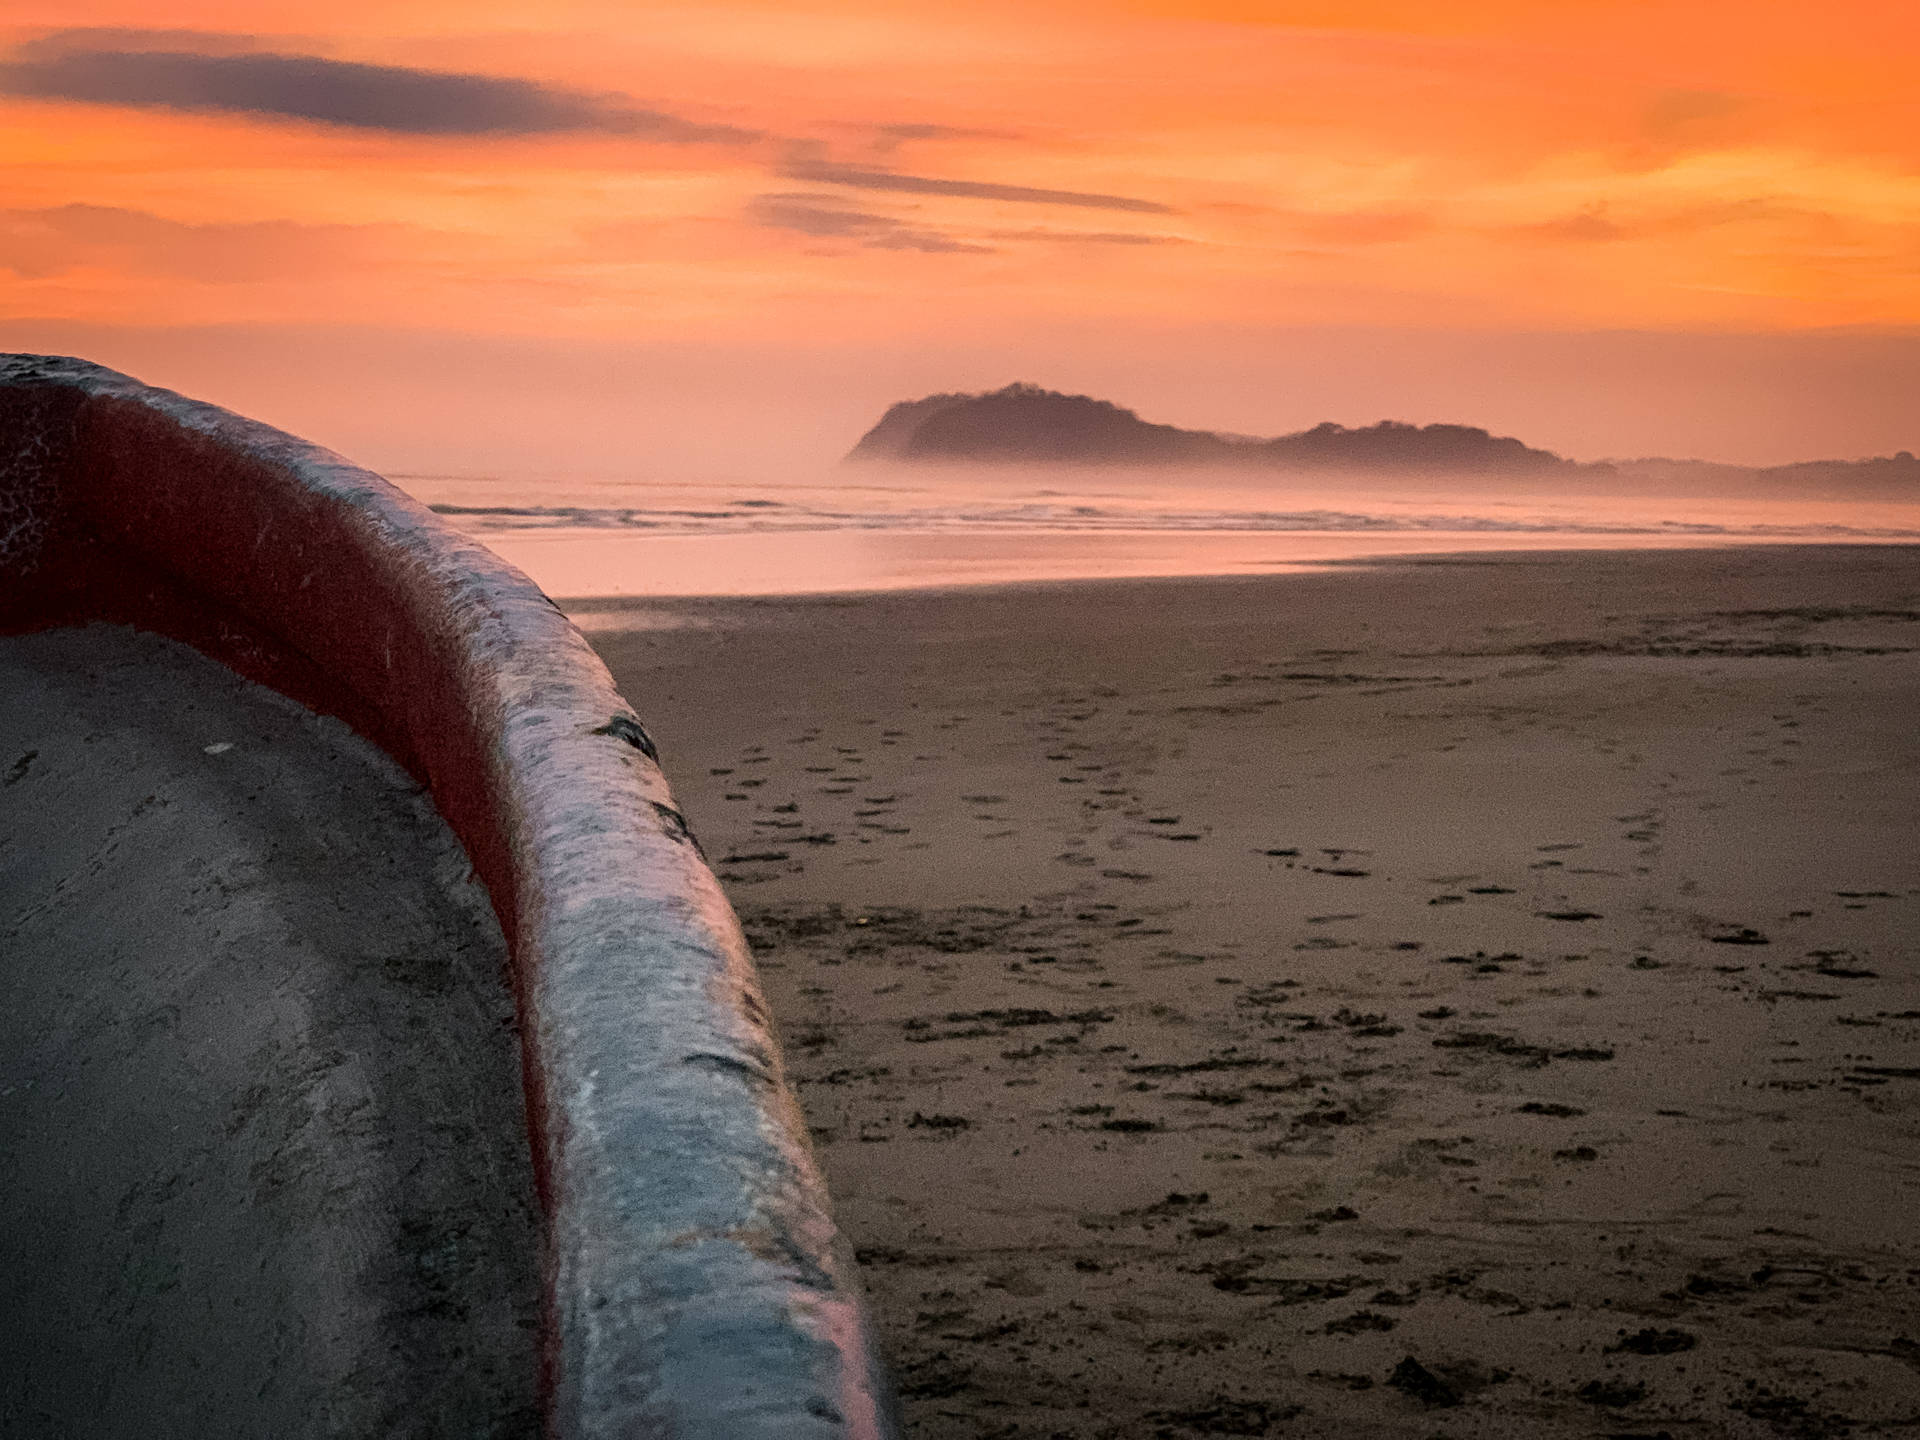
(848, 382, 1920, 494)
(846, 382, 1585, 473)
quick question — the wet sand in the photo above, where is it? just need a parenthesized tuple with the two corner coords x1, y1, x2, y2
(592, 545, 1920, 1439)
(0, 626, 541, 1439)
(482, 526, 1842, 603)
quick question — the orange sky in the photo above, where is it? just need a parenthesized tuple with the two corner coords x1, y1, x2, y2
(3, 2, 1918, 464)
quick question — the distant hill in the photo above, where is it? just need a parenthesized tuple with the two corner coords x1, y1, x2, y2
(1608, 453, 1920, 500)
(845, 383, 1920, 494)
(846, 382, 1583, 474)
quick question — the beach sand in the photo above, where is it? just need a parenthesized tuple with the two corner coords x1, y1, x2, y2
(588, 545, 1920, 1439)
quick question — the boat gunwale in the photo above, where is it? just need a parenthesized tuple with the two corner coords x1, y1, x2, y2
(0, 353, 896, 1440)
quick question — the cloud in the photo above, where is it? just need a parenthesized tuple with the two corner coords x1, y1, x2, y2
(865, 230, 995, 254)
(872, 123, 1020, 143)
(865, 121, 1026, 152)
(779, 153, 1175, 214)
(748, 193, 993, 254)
(859, 121, 1026, 159)
(994, 228, 1189, 246)
(0, 203, 397, 281)
(0, 34, 754, 140)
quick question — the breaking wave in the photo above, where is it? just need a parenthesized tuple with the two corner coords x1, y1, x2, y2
(428, 500, 1920, 540)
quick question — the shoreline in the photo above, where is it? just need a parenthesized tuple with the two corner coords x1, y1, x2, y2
(592, 545, 1920, 1438)
(555, 538, 1920, 610)
(476, 528, 1920, 604)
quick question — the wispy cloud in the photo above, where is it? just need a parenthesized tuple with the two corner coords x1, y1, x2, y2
(0, 32, 754, 141)
(993, 228, 1189, 246)
(780, 152, 1175, 214)
(871, 122, 1022, 144)
(748, 193, 993, 253)
(864, 121, 1026, 153)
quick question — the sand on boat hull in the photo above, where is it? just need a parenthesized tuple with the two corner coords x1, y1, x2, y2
(0, 625, 542, 1438)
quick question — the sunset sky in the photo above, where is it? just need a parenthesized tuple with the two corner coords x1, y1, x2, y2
(4, 1, 1917, 472)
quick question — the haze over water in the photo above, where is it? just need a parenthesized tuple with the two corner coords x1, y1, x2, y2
(406, 463, 1920, 599)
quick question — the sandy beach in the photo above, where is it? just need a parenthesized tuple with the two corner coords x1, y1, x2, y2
(589, 544, 1920, 1439)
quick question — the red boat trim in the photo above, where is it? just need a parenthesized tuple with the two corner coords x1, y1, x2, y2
(0, 354, 897, 1440)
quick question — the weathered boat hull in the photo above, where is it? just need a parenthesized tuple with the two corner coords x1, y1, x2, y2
(0, 355, 896, 1439)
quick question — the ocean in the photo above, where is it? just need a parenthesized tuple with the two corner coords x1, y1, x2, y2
(397, 464, 1920, 600)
